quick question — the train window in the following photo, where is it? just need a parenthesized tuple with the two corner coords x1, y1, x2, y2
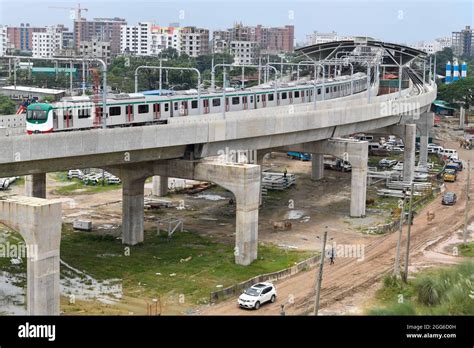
(333, 87, 336, 92)
(164, 103, 169, 112)
(318, 88, 321, 95)
(191, 100, 198, 109)
(174, 103, 178, 111)
(212, 98, 221, 107)
(294, 91, 300, 98)
(78, 108, 91, 118)
(268, 94, 274, 101)
(109, 107, 121, 116)
(138, 104, 149, 114)
(232, 97, 240, 105)
(153, 104, 160, 112)
(281, 92, 287, 100)
(326, 87, 329, 94)
(250, 96, 253, 103)
(306, 90, 309, 96)
(257, 95, 260, 102)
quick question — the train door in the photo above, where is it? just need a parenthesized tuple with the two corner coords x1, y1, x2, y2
(225, 97, 229, 111)
(242, 96, 248, 110)
(253, 94, 257, 109)
(63, 108, 73, 129)
(203, 99, 209, 114)
(180, 101, 188, 116)
(302, 90, 305, 103)
(153, 103, 160, 120)
(262, 94, 266, 107)
(53, 110, 58, 130)
(126, 105, 134, 122)
(289, 91, 293, 104)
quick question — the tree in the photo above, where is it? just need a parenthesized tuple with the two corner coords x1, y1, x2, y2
(0, 95, 17, 115)
(437, 76, 474, 109)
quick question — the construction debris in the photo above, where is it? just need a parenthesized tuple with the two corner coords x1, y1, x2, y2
(262, 172, 296, 190)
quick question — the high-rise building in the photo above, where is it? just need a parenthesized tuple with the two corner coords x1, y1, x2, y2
(0, 26, 8, 57)
(7, 23, 46, 51)
(229, 41, 259, 64)
(306, 31, 340, 45)
(74, 17, 126, 56)
(180, 27, 209, 57)
(150, 25, 181, 54)
(80, 38, 111, 64)
(452, 25, 473, 57)
(32, 26, 63, 58)
(212, 23, 294, 56)
(120, 22, 153, 56)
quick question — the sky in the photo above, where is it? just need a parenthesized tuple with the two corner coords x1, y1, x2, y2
(0, 0, 472, 44)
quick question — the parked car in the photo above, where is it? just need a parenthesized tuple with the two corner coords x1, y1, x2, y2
(443, 169, 457, 182)
(440, 148, 459, 160)
(83, 174, 101, 185)
(392, 145, 404, 152)
(105, 176, 121, 185)
(442, 192, 457, 205)
(393, 162, 404, 171)
(67, 169, 84, 180)
(238, 282, 277, 309)
(452, 159, 463, 171)
(378, 158, 398, 168)
(427, 143, 443, 154)
(445, 162, 461, 173)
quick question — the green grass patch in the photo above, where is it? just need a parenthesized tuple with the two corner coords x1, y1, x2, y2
(367, 262, 474, 315)
(60, 225, 314, 304)
(0, 227, 27, 287)
(459, 243, 474, 257)
(53, 179, 121, 196)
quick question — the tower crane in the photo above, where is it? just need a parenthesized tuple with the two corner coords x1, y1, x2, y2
(48, 3, 88, 20)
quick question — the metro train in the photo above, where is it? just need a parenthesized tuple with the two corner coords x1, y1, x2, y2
(26, 72, 368, 134)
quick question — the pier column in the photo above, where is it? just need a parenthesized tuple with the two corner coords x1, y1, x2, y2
(24, 173, 46, 198)
(311, 154, 324, 180)
(152, 175, 168, 196)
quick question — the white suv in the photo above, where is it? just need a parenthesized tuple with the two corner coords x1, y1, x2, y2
(238, 282, 277, 309)
(67, 169, 84, 180)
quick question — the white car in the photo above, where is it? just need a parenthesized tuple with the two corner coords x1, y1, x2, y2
(105, 176, 121, 185)
(238, 282, 277, 309)
(67, 169, 84, 180)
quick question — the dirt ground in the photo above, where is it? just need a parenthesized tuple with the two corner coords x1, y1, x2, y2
(198, 121, 474, 315)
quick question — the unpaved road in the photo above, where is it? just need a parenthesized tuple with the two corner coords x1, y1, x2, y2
(200, 141, 473, 315)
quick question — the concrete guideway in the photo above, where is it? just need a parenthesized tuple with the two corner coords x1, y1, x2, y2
(0, 196, 62, 315)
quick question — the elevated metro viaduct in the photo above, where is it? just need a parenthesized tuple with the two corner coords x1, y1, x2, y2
(0, 41, 436, 268)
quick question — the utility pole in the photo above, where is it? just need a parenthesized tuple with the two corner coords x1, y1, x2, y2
(394, 192, 407, 277)
(464, 160, 471, 244)
(403, 182, 415, 283)
(314, 227, 328, 315)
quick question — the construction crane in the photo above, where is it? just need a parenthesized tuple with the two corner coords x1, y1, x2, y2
(48, 3, 88, 20)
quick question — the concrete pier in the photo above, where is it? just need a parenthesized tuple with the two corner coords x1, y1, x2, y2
(0, 196, 62, 315)
(120, 168, 148, 245)
(402, 124, 416, 183)
(285, 138, 368, 217)
(24, 173, 46, 198)
(108, 160, 261, 265)
(311, 154, 324, 180)
(417, 112, 434, 166)
(152, 176, 168, 197)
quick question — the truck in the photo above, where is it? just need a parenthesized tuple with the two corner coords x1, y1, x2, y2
(287, 152, 311, 161)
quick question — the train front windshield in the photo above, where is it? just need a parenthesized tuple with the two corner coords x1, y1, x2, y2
(26, 110, 47, 121)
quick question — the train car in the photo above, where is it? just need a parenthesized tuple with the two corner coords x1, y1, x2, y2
(26, 72, 368, 134)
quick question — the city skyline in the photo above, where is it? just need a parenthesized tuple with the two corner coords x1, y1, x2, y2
(0, 0, 472, 44)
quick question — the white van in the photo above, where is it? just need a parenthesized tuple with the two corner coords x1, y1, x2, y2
(440, 149, 458, 160)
